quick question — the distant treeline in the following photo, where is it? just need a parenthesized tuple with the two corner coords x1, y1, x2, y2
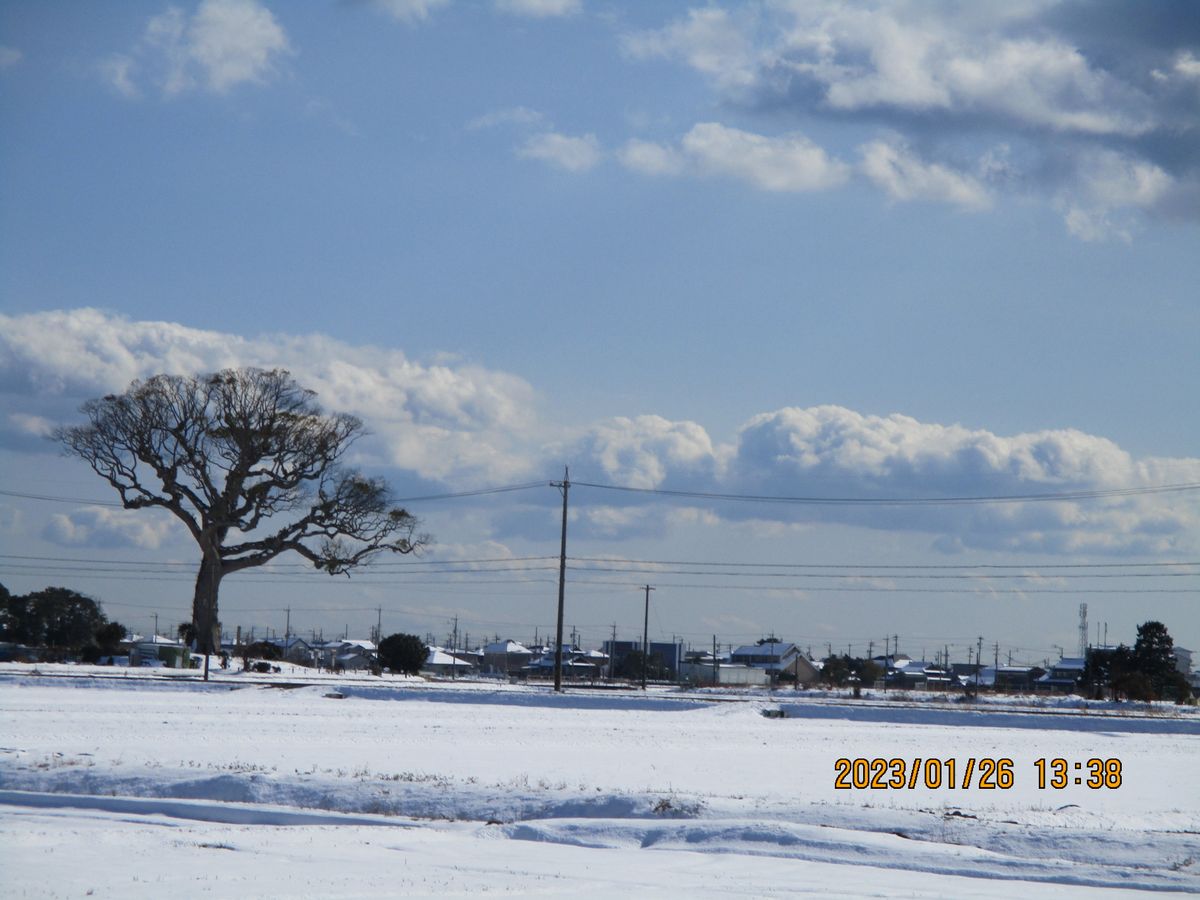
(0, 583, 127, 662)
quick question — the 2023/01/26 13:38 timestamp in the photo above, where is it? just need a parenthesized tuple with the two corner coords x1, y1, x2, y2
(833, 757, 1123, 790)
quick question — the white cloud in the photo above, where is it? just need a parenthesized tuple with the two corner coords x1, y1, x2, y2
(636, 4, 1156, 137)
(0, 46, 22, 69)
(369, 0, 451, 24)
(100, 54, 140, 98)
(495, 0, 581, 18)
(4, 310, 1198, 555)
(44, 507, 180, 550)
(108, 0, 289, 97)
(568, 414, 717, 489)
(617, 139, 685, 176)
(679, 122, 849, 192)
(860, 138, 991, 210)
(622, 7, 758, 91)
(517, 131, 602, 172)
(552, 403, 1200, 556)
(467, 106, 545, 130)
(0, 309, 538, 484)
(1173, 51, 1200, 81)
(618, 4, 1190, 239)
(8, 413, 54, 438)
(1058, 150, 1172, 242)
(187, 0, 290, 92)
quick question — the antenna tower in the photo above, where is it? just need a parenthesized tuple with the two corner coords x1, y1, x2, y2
(1078, 603, 1088, 657)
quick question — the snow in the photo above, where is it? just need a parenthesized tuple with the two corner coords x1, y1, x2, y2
(2, 664, 1198, 897)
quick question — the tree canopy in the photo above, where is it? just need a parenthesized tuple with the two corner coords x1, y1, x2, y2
(57, 368, 429, 665)
(0, 584, 125, 658)
(378, 632, 428, 675)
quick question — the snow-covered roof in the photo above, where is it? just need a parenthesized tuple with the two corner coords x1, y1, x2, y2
(1052, 658, 1087, 671)
(484, 640, 532, 655)
(731, 642, 798, 658)
(424, 649, 474, 668)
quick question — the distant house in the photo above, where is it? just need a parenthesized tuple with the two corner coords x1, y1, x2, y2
(130, 634, 191, 668)
(678, 653, 770, 687)
(1038, 657, 1086, 692)
(604, 640, 685, 680)
(422, 647, 477, 678)
(887, 660, 955, 690)
(994, 665, 1044, 692)
(1174, 647, 1193, 676)
(483, 640, 533, 675)
(521, 654, 600, 681)
(730, 640, 819, 686)
(270, 637, 314, 665)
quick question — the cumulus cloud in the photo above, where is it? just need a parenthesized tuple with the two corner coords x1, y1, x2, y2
(557, 403, 1200, 556)
(0, 308, 538, 484)
(566, 415, 719, 489)
(1057, 149, 1173, 242)
(4, 310, 1198, 555)
(43, 507, 181, 550)
(682, 122, 849, 191)
(105, 0, 289, 97)
(621, 7, 758, 92)
(619, 3, 1200, 239)
(517, 131, 602, 171)
(495, 0, 581, 17)
(617, 139, 686, 176)
(860, 138, 991, 209)
(619, 122, 849, 192)
(367, 0, 451, 24)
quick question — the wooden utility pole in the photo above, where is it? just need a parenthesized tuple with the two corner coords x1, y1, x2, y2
(552, 468, 570, 692)
(641, 584, 655, 690)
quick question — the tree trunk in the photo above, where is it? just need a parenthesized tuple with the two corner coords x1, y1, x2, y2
(192, 550, 222, 678)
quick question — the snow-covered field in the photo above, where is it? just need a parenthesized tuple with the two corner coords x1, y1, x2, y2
(2, 665, 1198, 898)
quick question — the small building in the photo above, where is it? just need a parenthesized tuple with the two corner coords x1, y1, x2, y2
(130, 634, 191, 668)
(520, 654, 600, 681)
(604, 640, 685, 680)
(678, 657, 770, 687)
(1174, 647, 1193, 676)
(1038, 657, 1087, 692)
(730, 640, 820, 686)
(887, 660, 955, 690)
(422, 647, 477, 678)
(994, 665, 1044, 692)
(270, 637, 314, 666)
(483, 640, 533, 675)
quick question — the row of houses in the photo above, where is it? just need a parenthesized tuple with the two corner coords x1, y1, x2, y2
(32, 627, 1193, 694)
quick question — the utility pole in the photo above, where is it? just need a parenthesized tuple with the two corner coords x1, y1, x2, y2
(552, 467, 570, 693)
(376, 607, 382, 646)
(713, 634, 719, 687)
(641, 584, 655, 690)
(451, 616, 458, 680)
(285, 606, 291, 648)
(153, 613, 159, 638)
(609, 623, 617, 681)
(976, 635, 984, 689)
(883, 635, 889, 692)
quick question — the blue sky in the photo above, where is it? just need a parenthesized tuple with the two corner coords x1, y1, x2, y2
(1, 0, 1198, 662)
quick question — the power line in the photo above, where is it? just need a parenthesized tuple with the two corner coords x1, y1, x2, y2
(568, 556, 1200, 570)
(0, 482, 549, 508)
(572, 480, 1200, 505)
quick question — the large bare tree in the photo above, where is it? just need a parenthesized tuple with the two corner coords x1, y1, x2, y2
(57, 368, 428, 674)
